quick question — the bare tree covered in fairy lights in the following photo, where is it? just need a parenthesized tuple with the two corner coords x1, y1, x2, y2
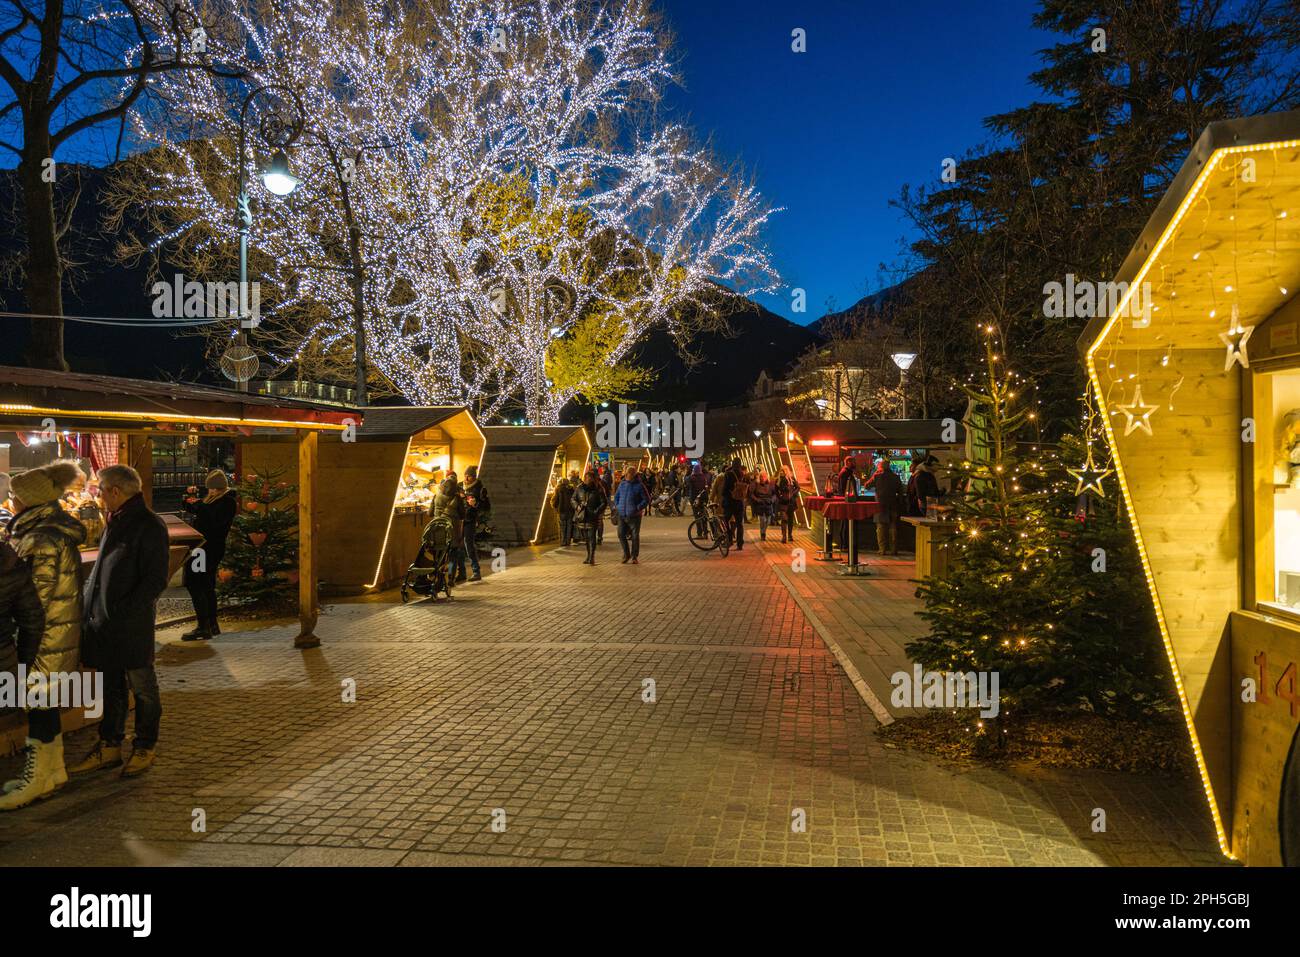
(111, 0, 779, 422)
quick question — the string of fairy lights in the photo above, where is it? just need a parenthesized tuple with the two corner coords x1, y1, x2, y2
(125, 0, 779, 421)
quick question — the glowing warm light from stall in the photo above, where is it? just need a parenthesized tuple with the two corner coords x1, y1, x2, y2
(1082, 138, 1300, 861)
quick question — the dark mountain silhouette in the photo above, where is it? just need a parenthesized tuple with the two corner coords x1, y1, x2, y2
(806, 276, 916, 337)
(625, 298, 820, 407)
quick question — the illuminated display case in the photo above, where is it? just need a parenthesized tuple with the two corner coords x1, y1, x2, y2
(241, 407, 485, 594)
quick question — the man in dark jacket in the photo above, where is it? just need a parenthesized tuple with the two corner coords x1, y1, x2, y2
(721, 458, 748, 550)
(863, 458, 904, 555)
(71, 465, 169, 778)
(554, 470, 577, 546)
(461, 465, 488, 582)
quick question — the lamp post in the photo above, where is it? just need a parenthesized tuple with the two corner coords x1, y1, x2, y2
(220, 84, 305, 392)
(891, 352, 917, 419)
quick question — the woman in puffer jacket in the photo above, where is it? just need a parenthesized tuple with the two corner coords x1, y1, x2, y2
(0, 460, 86, 811)
(748, 470, 775, 541)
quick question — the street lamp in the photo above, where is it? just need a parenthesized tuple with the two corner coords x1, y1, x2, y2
(814, 397, 829, 419)
(220, 84, 305, 393)
(891, 352, 917, 419)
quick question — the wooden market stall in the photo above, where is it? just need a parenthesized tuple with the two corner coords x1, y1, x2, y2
(0, 367, 354, 751)
(479, 425, 591, 545)
(782, 418, 966, 554)
(1079, 109, 1300, 865)
(241, 406, 484, 595)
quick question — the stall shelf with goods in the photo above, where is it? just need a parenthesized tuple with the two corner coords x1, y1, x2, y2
(239, 407, 484, 595)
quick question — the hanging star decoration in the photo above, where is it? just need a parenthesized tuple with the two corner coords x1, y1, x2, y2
(1220, 306, 1253, 371)
(1067, 449, 1114, 497)
(1117, 383, 1159, 436)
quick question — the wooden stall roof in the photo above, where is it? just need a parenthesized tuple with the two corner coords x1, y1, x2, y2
(353, 406, 469, 439)
(783, 418, 966, 446)
(480, 424, 589, 451)
(0, 365, 356, 432)
(1077, 108, 1300, 358)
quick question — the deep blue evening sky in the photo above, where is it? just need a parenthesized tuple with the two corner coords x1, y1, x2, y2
(657, 0, 1053, 323)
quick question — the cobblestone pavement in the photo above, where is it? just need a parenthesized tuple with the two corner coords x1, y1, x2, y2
(0, 516, 1223, 866)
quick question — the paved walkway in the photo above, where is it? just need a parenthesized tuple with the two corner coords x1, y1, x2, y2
(0, 516, 1222, 866)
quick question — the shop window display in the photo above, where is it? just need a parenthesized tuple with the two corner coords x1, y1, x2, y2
(1273, 371, 1300, 611)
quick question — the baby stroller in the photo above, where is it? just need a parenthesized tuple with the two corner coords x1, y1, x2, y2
(401, 515, 455, 603)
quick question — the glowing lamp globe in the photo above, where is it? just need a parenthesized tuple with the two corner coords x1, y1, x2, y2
(261, 151, 300, 196)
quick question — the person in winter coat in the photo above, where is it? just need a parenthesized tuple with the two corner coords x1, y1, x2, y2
(554, 470, 578, 546)
(775, 468, 800, 544)
(613, 466, 649, 564)
(687, 463, 709, 502)
(596, 467, 612, 544)
(433, 475, 466, 582)
(721, 458, 749, 550)
(0, 460, 86, 810)
(461, 466, 488, 582)
(749, 470, 775, 541)
(70, 464, 170, 782)
(0, 541, 44, 714)
(571, 469, 608, 565)
(909, 457, 942, 515)
(180, 469, 237, 641)
(863, 458, 905, 555)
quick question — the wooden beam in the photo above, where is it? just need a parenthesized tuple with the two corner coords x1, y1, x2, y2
(295, 430, 320, 649)
(128, 435, 154, 508)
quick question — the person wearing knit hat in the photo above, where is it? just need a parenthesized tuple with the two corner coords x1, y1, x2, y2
(9, 460, 81, 508)
(0, 460, 86, 810)
(179, 469, 236, 641)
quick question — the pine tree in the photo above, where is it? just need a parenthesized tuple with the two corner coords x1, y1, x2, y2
(911, 331, 1176, 752)
(910, 327, 1072, 751)
(898, 0, 1300, 421)
(219, 468, 298, 606)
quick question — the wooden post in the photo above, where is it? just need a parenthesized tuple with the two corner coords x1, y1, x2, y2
(295, 430, 320, 649)
(128, 434, 154, 508)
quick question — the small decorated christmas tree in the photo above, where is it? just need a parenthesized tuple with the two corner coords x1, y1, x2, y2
(219, 468, 298, 606)
(910, 326, 1075, 751)
(911, 326, 1175, 754)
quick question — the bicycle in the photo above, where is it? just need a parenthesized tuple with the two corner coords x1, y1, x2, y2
(687, 499, 731, 556)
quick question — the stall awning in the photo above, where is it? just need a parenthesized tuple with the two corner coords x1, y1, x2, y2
(0, 366, 357, 433)
(480, 425, 589, 452)
(782, 418, 964, 447)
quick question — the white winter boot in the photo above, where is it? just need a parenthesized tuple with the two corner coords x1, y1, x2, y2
(2, 735, 65, 793)
(0, 738, 56, 810)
